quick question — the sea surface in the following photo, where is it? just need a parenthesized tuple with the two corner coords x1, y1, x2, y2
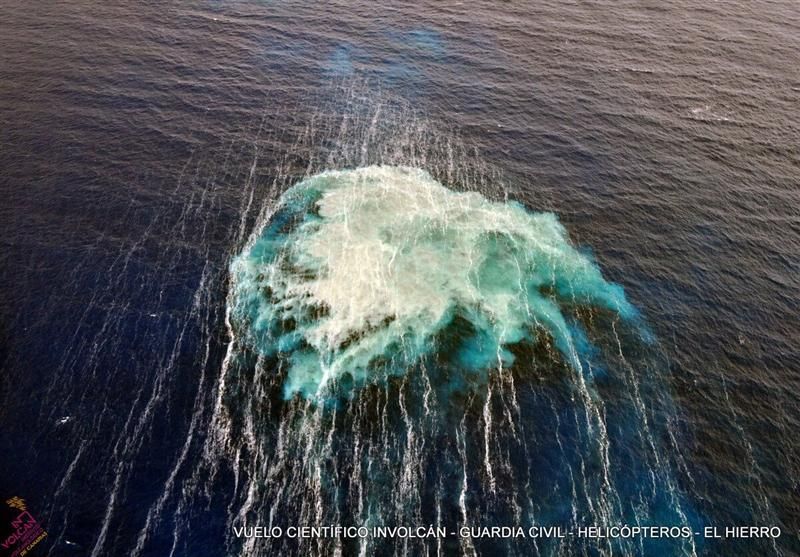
(0, 1, 798, 556)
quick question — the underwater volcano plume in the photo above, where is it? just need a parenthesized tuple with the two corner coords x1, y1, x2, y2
(229, 165, 636, 399)
(218, 164, 696, 557)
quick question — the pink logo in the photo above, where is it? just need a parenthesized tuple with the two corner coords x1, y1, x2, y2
(1, 499, 47, 557)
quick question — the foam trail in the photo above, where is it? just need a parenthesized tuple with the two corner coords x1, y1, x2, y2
(160, 84, 701, 557)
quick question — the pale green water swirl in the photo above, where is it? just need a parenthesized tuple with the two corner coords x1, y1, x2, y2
(230, 165, 635, 399)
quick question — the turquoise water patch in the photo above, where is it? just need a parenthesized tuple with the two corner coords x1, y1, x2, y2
(229, 166, 635, 399)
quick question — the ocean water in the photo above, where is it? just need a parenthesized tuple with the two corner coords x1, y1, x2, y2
(0, 1, 798, 556)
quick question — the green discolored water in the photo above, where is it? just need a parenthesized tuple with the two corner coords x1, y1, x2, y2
(230, 165, 636, 399)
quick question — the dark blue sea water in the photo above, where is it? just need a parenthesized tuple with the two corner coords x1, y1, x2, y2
(1, 2, 798, 556)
